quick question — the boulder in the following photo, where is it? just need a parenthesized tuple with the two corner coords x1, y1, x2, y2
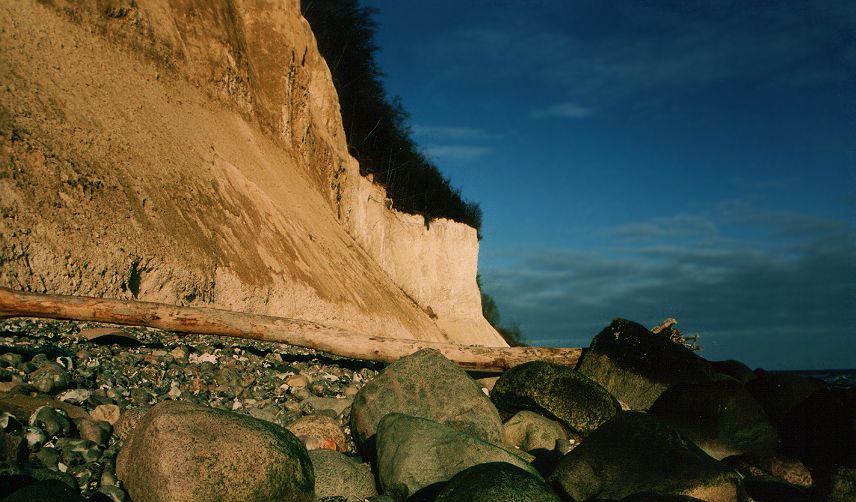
(491, 361, 620, 435)
(502, 410, 568, 452)
(350, 349, 502, 449)
(116, 401, 314, 502)
(778, 387, 854, 472)
(814, 466, 856, 502)
(744, 373, 824, 426)
(575, 319, 712, 410)
(2, 479, 85, 502)
(617, 494, 705, 501)
(549, 411, 745, 502)
(309, 449, 377, 501)
(434, 462, 561, 502)
(742, 476, 808, 502)
(723, 453, 812, 487)
(710, 360, 756, 384)
(375, 413, 539, 501)
(648, 379, 779, 459)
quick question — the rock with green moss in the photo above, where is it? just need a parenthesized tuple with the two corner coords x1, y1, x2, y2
(376, 413, 538, 501)
(576, 319, 712, 410)
(491, 360, 620, 435)
(550, 411, 745, 501)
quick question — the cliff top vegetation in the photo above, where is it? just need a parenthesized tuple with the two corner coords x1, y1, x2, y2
(301, 0, 483, 234)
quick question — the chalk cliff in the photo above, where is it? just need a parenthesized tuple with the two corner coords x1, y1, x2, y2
(0, 0, 504, 346)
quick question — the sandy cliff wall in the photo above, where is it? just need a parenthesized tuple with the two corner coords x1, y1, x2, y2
(0, 0, 503, 346)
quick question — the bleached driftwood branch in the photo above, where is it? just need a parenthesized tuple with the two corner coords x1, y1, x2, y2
(0, 287, 580, 373)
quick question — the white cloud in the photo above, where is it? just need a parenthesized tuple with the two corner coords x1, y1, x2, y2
(531, 101, 594, 119)
(412, 125, 502, 141)
(423, 144, 493, 161)
(479, 209, 856, 369)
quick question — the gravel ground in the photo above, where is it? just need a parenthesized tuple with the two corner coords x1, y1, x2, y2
(0, 317, 382, 499)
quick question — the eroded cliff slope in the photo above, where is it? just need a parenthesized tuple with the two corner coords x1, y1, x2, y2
(0, 0, 504, 346)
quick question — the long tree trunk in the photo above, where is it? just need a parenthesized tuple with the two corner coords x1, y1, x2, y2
(0, 287, 580, 372)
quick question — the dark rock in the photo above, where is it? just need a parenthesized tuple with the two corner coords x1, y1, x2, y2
(77, 328, 141, 347)
(778, 387, 854, 472)
(309, 449, 377, 501)
(723, 453, 813, 487)
(29, 363, 70, 394)
(116, 401, 314, 502)
(814, 466, 856, 502)
(74, 417, 112, 446)
(575, 319, 712, 410)
(93, 485, 128, 502)
(35, 446, 60, 470)
(618, 494, 705, 501)
(2, 479, 86, 502)
(56, 437, 102, 464)
(29, 406, 72, 437)
(742, 476, 808, 502)
(502, 410, 568, 452)
(491, 361, 620, 435)
(0, 393, 89, 421)
(434, 462, 561, 502)
(549, 411, 745, 502)
(375, 413, 538, 501)
(0, 431, 26, 462)
(745, 373, 824, 426)
(0, 412, 22, 432)
(301, 396, 352, 417)
(350, 349, 502, 450)
(648, 379, 779, 459)
(128, 387, 151, 406)
(710, 360, 756, 383)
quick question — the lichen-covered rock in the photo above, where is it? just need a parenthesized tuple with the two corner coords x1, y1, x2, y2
(116, 401, 314, 502)
(375, 413, 538, 501)
(309, 449, 377, 501)
(502, 411, 568, 452)
(434, 462, 561, 502)
(350, 349, 503, 449)
(549, 412, 745, 502)
(648, 380, 779, 460)
(491, 361, 620, 435)
(576, 319, 712, 410)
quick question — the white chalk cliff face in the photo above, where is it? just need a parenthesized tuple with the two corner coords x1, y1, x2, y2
(0, 0, 504, 346)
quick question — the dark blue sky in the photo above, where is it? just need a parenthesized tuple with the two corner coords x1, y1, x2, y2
(361, 0, 855, 369)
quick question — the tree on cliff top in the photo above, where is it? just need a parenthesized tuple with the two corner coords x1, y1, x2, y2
(301, 0, 483, 233)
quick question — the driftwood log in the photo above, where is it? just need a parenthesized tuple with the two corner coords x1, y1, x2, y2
(0, 287, 580, 372)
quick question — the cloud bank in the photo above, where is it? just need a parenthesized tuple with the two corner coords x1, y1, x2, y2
(479, 207, 856, 369)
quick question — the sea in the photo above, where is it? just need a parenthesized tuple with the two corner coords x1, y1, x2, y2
(774, 369, 856, 389)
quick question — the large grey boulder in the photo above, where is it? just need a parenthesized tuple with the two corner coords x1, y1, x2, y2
(350, 349, 503, 449)
(648, 380, 779, 460)
(576, 319, 712, 410)
(435, 462, 561, 502)
(491, 361, 620, 435)
(309, 449, 377, 501)
(116, 401, 314, 502)
(375, 413, 539, 501)
(549, 411, 745, 502)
